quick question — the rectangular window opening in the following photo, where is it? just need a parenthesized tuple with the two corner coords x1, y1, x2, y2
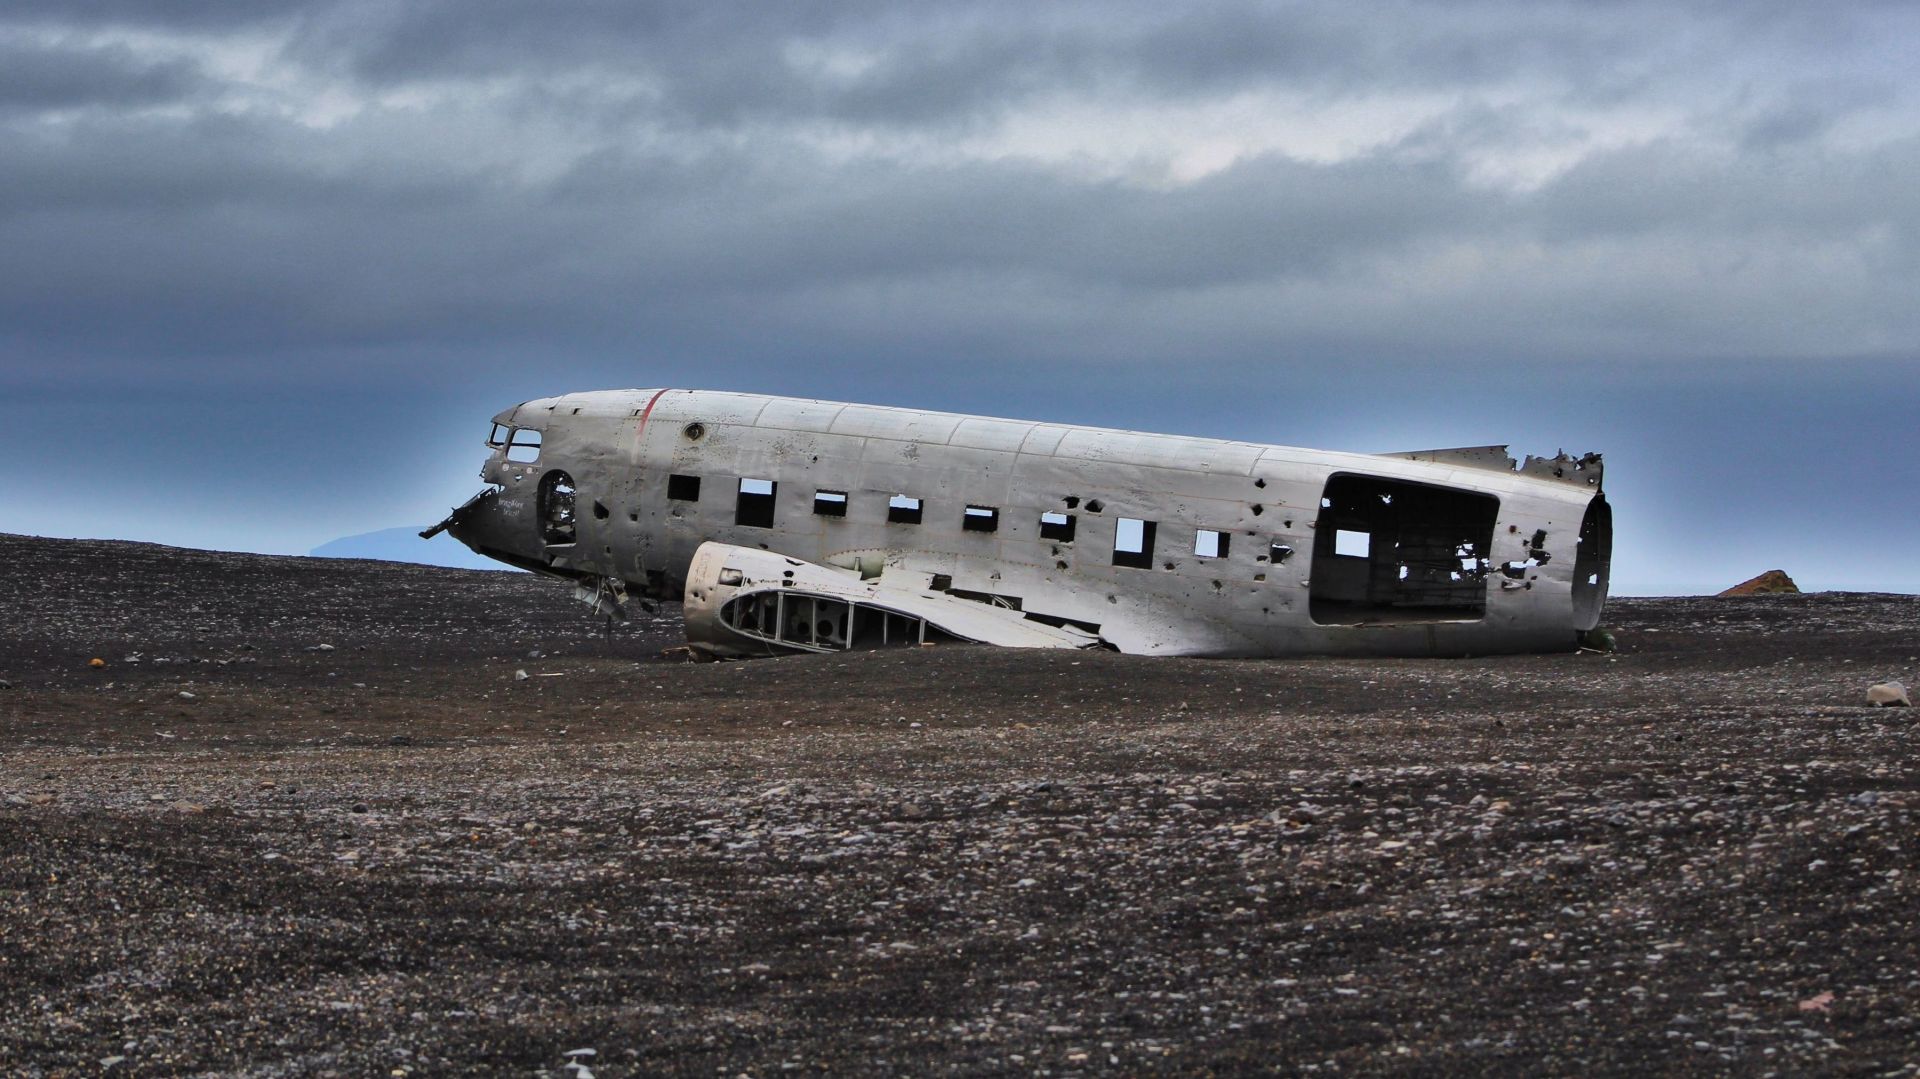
(887, 494, 923, 524)
(736, 478, 777, 528)
(1039, 511, 1076, 542)
(1112, 517, 1156, 569)
(1334, 529, 1371, 559)
(1194, 529, 1230, 559)
(963, 505, 999, 533)
(813, 490, 848, 517)
(667, 474, 701, 502)
(505, 428, 542, 463)
(487, 423, 511, 448)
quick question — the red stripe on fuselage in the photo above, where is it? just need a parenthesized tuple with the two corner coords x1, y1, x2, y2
(632, 387, 672, 450)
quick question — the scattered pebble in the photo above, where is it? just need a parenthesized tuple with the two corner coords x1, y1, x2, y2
(3, 539, 1916, 1075)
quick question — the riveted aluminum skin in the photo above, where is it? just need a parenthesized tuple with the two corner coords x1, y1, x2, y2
(429, 389, 1611, 657)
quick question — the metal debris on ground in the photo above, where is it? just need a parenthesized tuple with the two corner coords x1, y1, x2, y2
(1867, 681, 1911, 707)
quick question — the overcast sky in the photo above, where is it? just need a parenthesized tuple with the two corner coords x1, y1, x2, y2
(4, 1, 1916, 594)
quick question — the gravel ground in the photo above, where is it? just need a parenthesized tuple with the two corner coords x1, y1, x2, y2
(2, 534, 1917, 1076)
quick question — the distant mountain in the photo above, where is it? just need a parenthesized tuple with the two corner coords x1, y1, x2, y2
(309, 527, 518, 571)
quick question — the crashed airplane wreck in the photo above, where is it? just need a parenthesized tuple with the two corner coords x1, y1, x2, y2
(425, 389, 1610, 659)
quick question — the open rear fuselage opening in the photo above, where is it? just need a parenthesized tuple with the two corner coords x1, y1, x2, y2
(1571, 495, 1612, 631)
(1309, 473, 1498, 626)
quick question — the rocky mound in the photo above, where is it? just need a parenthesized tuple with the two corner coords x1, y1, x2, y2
(1718, 569, 1801, 596)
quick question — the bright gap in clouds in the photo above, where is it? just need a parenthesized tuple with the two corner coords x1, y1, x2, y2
(771, 88, 1699, 193)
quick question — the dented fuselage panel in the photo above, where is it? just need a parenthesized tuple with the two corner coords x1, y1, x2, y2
(430, 389, 1611, 658)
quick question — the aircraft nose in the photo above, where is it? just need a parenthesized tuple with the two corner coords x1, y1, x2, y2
(424, 487, 514, 551)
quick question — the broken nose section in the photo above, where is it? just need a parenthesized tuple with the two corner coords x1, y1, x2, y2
(420, 488, 497, 541)
(422, 487, 632, 620)
(432, 483, 579, 575)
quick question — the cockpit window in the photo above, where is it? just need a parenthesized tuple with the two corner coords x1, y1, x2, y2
(487, 423, 511, 448)
(506, 428, 543, 463)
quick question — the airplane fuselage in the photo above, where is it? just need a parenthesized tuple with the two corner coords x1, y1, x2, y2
(438, 389, 1611, 657)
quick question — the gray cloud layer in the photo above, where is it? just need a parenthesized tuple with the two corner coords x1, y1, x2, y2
(3, 1, 1918, 377)
(5, 2, 1919, 594)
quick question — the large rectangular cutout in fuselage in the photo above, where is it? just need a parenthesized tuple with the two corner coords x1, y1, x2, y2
(1310, 473, 1497, 625)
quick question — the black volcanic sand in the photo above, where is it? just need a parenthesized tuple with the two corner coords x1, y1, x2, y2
(2, 533, 1917, 1076)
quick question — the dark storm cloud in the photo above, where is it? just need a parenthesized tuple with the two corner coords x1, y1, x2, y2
(0, 39, 203, 113)
(276, 2, 1532, 130)
(0, 0, 313, 30)
(9, 1, 1904, 129)
(0, 143, 1445, 354)
(1735, 79, 1898, 151)
(5, 131, 1915, 371)
(255, 1, 1893, 131)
